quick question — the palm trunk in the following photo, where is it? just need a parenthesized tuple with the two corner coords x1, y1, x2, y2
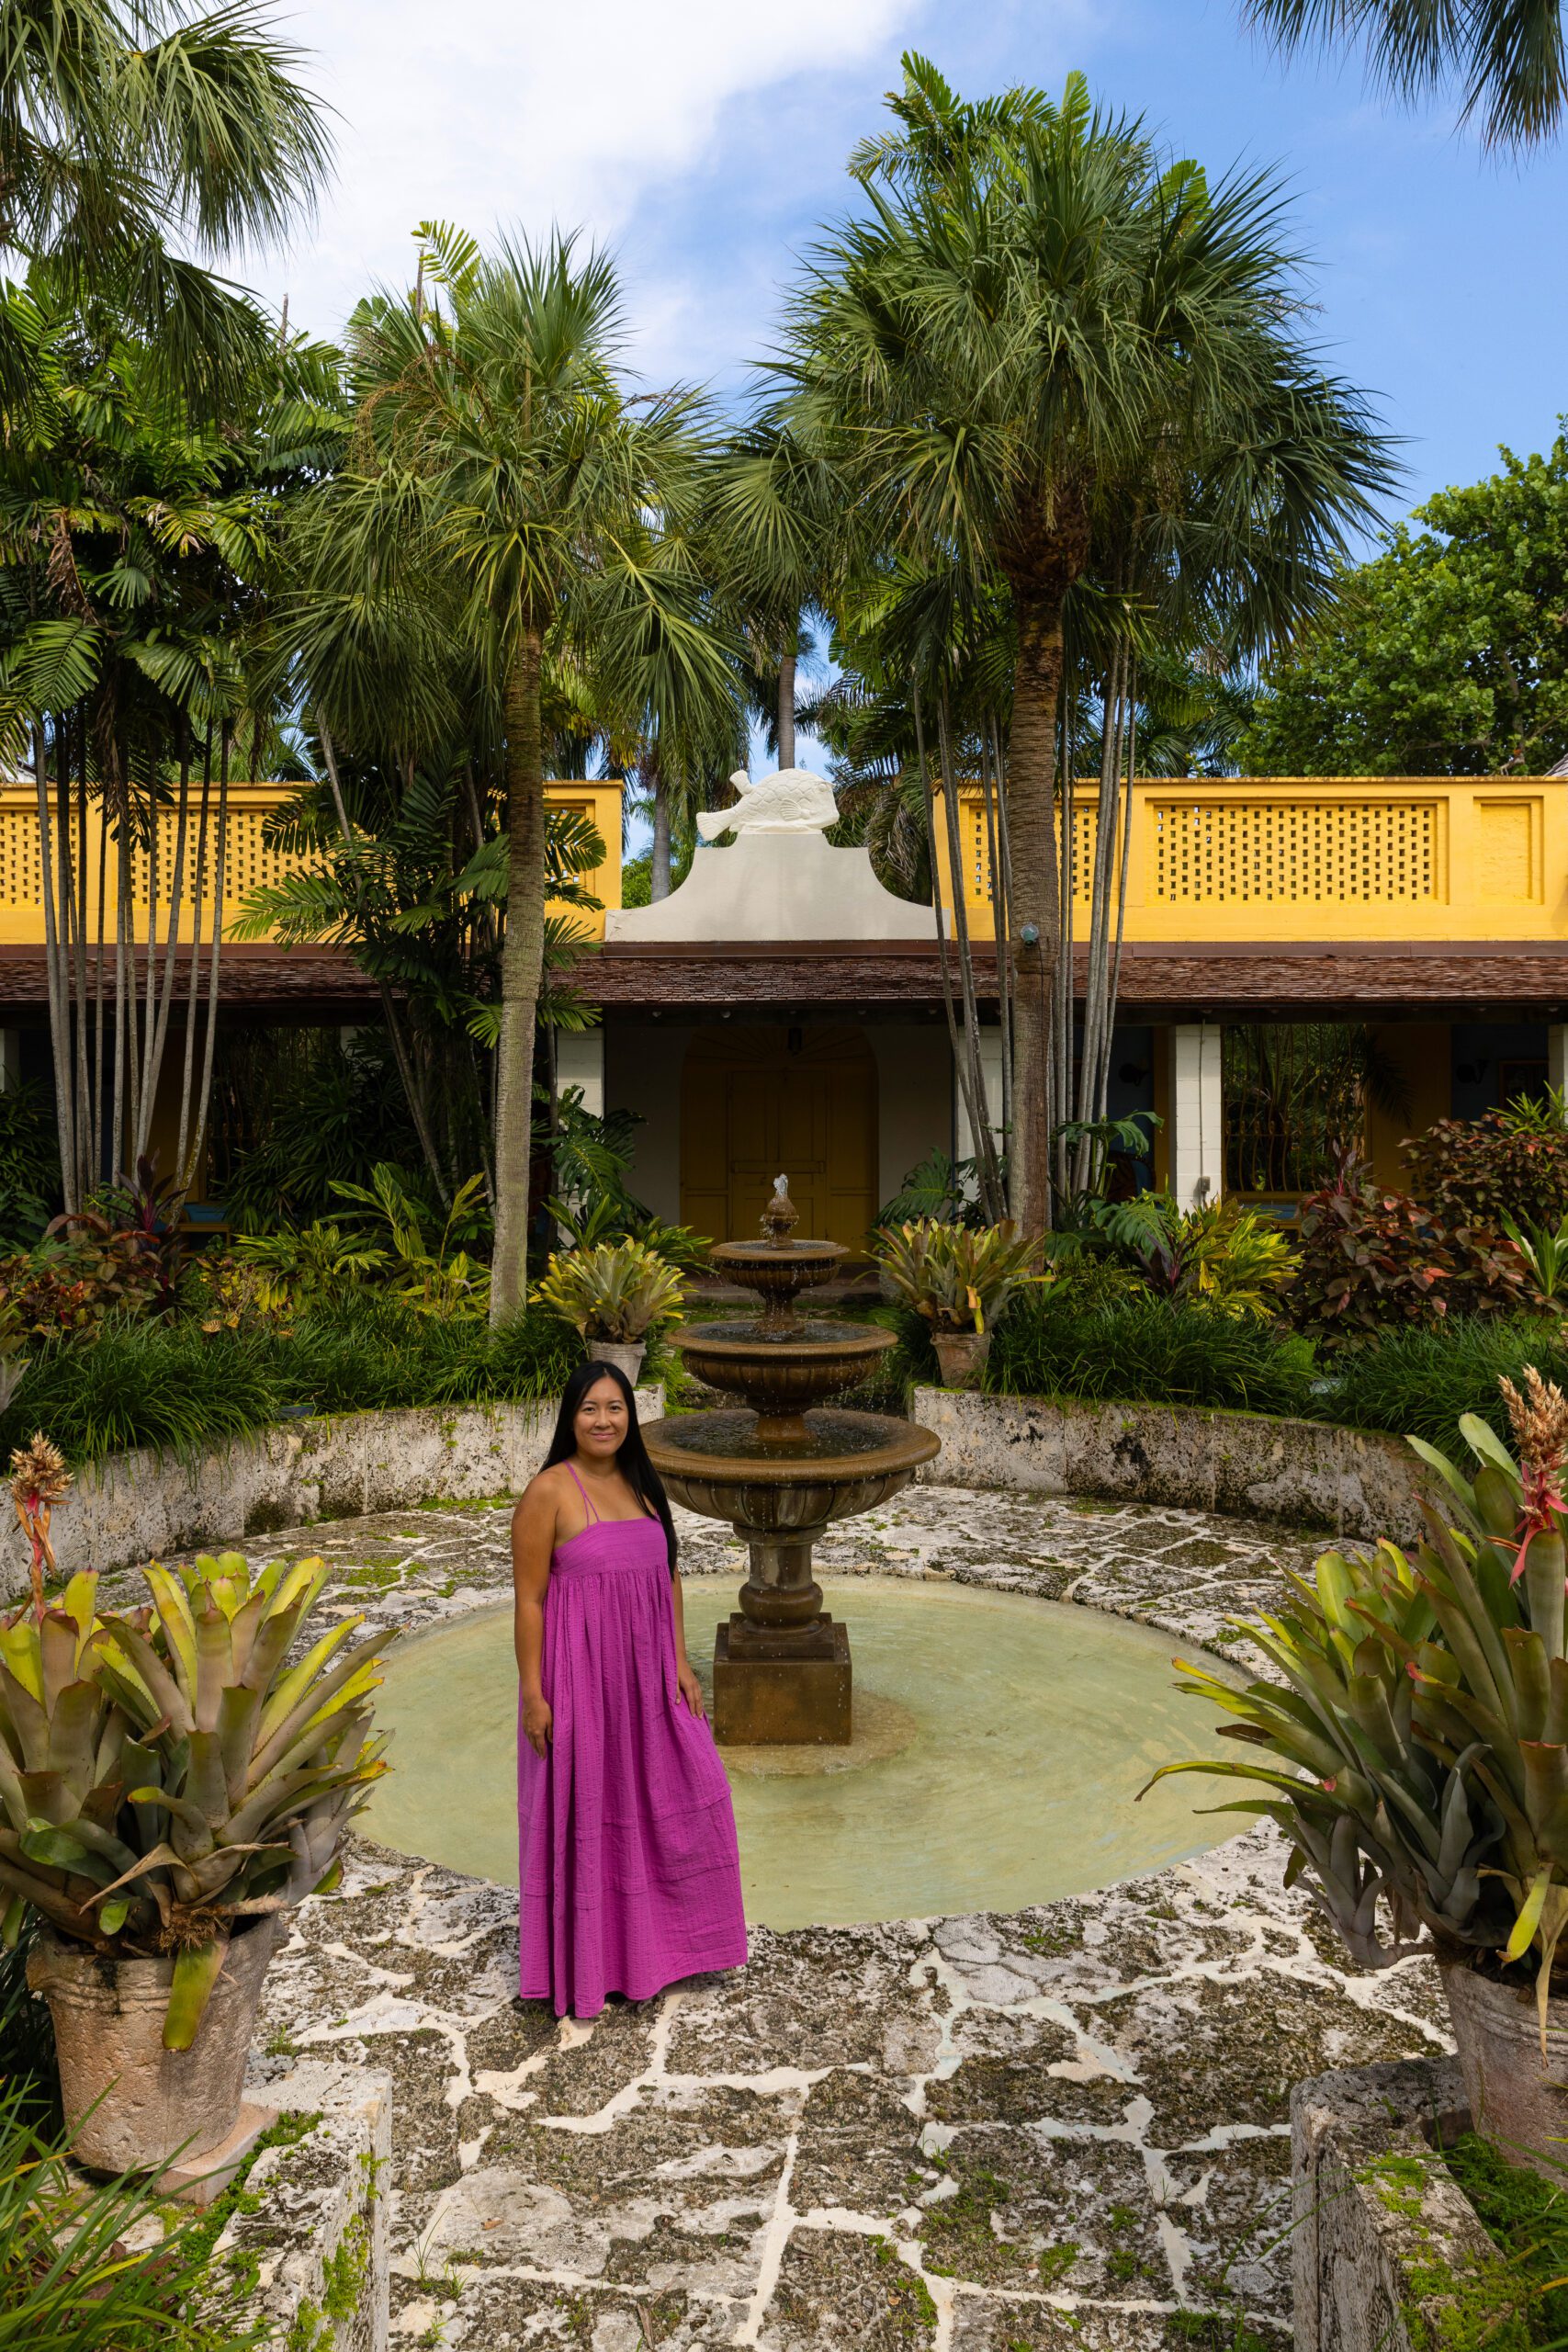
(491, 626, 549, 1325)
(650, 770, 672, 900)
(34, 721, 76, 1213)
(1007, 598, 1066, 1234)
(777, 640, 796, 769)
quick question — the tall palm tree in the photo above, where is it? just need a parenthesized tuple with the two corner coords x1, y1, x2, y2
(325, 224, 729, 1319)
(1240, 0, 1564, 147)
(0, 0, 332, 403)
(780, 61, 1393, 1229)
(705, 420, 840, 769)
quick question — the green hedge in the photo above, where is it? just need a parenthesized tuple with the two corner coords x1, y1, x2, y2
(0, 1297, 589, 1468)
(984, 1293, 1318, 1417)
(1323, 1317, 1568, 1455)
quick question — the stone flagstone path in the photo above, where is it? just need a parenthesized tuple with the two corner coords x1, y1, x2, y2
(159, 1487, 1450, 2352)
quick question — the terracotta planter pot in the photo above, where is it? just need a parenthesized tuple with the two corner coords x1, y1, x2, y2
(1440, 1957, 1568, 2181)
(588, 1339, 647, 1386)
(28, 1915, 277, 2175)
(931, 1329, 990, 1388)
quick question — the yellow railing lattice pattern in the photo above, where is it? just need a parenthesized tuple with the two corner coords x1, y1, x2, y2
(1150, 798, 1439, 905)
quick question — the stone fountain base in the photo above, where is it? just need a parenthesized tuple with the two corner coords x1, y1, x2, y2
(714, 1615, 852, 1745)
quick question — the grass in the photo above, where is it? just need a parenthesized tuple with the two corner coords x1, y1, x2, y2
(0, 1295, 588, 1468)
(983, 1292, 1318, 1419)
(1325, 1317, 1568, 1456)
(1440, 2130, 1568, 2349)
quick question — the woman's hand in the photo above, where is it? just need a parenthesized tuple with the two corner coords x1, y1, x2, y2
(522, 1692, 553, 1759)
(675, 1657, 706, 1719)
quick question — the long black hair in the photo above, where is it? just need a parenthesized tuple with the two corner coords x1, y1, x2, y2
(543, 1360, 678, 1572)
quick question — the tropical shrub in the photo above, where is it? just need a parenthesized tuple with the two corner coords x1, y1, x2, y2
(0, 1521, 392, 2045)
(1404, 1105, 1568, 1235)
(1151, 1372, 1568, 2022)
(546, 1190, 712, 1272)
(1500, 1210, 1568, 1303)
(1095, 1194, 1297, 1317)
(0, 2076, 254, 2349)
(0, 1235, 163, 1340)
(873, 1219, 1040, 1333)
(1327, 1318, 1568, 1454)
(329, 1166, 491, 1318)
(1292, 1163, 1533, 1336)
(0, 1301, 586, 1469)
(534, 1240, 686, 1341)
(984, 1291, 1316, 1416)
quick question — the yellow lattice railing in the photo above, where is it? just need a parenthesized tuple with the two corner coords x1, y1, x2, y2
(0, 780, 625, 944)
(939, 777, 1567, 944)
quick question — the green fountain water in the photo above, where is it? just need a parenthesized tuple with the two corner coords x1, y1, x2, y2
(365, 1577, 1234, 1930)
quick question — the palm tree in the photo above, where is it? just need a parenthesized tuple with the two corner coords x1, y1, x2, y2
(705, 420, 840, 770)
(1239, 0, 1564, 148)
(324, 224, 729, 1319)
(779, 60, 1393, 1230)
(0, 0, 332, 403)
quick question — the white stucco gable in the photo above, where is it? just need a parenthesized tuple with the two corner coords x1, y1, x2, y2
(604, 767, 940, 944)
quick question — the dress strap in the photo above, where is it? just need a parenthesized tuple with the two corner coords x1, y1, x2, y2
(564, 1460, 599, 1525)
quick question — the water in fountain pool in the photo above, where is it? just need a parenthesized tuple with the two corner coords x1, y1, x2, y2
(654, 1408, 899, 1462)
(364, 1577, 1235, 1928)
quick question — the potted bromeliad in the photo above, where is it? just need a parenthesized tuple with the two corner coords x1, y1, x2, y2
(872, 1218, 1040, 1386)
(1149, 1369, 1568, 2177)
(533, 1239, 686, 1386)
(0, 1437, 393, 2174)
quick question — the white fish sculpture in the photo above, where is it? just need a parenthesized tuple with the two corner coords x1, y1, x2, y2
(695, 766, 839, 841)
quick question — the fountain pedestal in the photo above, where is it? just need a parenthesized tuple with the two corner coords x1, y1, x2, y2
(714, 1525, 851, 1744)
(641, 1177, 939, 1746)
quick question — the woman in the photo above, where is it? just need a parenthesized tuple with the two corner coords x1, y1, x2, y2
(513, 1361, 748, 2018)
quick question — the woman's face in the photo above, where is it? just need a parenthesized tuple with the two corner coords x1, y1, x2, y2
(574, 1376, 628, 1459)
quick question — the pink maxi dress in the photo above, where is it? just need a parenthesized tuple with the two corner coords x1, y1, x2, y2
(517, 1465, 748, 2017)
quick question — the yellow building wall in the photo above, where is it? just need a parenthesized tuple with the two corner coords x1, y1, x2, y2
(933, 777, 1568, 944)
(0, 780, 624, 945)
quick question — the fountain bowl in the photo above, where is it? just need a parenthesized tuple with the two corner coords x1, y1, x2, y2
(643, 1407, 939, 1535)
(675, 1318, 897, 1440)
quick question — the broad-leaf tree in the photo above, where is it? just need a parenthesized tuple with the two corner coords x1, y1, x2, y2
(1239, 425, 1568, 775)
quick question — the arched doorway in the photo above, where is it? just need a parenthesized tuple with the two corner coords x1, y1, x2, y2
(680, 1024, 878, 1248)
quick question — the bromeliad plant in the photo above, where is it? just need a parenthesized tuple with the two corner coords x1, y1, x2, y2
(0, 1544, 393, 2049)
(872, 1219, 1041, 1334)
(1147, 1366, 1568, 2030)
(534, 1239, 686, 1342)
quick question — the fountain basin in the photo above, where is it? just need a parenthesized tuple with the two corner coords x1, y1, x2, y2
(643, 1408, 938, 1533)
(364, 1577, 1237, 1929)
(677, 1318, 895, 1432)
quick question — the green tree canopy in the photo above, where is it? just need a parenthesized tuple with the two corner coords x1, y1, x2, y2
(1239, 424, 1568, 775)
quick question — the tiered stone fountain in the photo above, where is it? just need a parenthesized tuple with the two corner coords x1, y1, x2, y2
(642, 1178, 939, 1745)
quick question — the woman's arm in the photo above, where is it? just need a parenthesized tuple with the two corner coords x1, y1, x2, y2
(670, 1570, 705, 1719)
(513, 1474, 558, 1758)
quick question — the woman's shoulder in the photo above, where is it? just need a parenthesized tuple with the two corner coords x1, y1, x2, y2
(514, 1462, 570, 1521)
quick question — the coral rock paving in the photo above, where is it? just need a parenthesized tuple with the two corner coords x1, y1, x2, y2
(214, 1486, 1447, 2348)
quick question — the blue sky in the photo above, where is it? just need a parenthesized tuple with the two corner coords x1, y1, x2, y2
(258, 0, 1565, 544)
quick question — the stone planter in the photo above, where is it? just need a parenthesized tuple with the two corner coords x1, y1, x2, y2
(28, 1914, 277, 2174)
(931, 1329, 990, 1388)
(587, 1338, 647, 1386)
(1441, 1955, 1568, 2180)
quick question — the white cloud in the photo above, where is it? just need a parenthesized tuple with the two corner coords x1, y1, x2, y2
(252, 0, 919, 339)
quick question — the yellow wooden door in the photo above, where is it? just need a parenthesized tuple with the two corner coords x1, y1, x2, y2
(681, 1025, 876, 1247)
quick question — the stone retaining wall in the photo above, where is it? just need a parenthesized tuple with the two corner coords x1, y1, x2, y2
(213, 2060, 392, 2351)
(913, 1385, 1442, 1540)
(2, 1390, 662, 1595)
(1292, 2057, 1490, 2352)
